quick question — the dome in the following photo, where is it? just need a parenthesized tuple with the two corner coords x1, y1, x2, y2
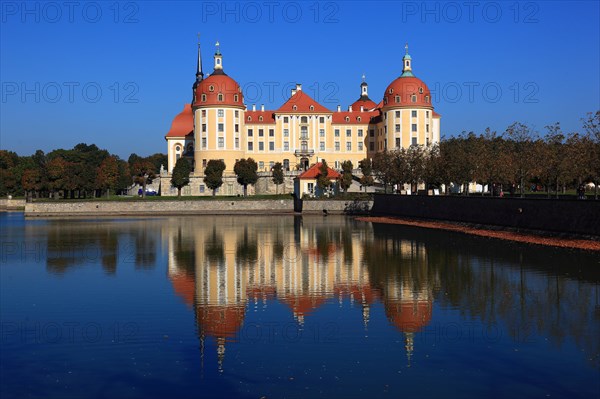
(385, 299, 432, 333)
(193, 72, 244, 108)
(351, 97, 378, 111)
(382, 76, 432, 108)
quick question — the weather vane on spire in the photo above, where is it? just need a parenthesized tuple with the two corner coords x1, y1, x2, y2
(405, 43, 409, 54)
(362, 73, 366, 82)
(197, 33, 201, 45)
(215, 41, 221, 55)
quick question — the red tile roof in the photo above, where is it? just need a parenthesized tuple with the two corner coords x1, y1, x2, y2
(383, 76, 433, 109)
(165, 104, 193, 138)
(245, 110, 276, 124)
(297, 162, 341, 179)
(331, 110, 379, 125)
(193, 73, 244, 108)
(276, 90, 332, 114)
(433, 111, 441, 118)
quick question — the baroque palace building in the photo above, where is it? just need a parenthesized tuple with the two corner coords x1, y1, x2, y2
(163, 40, 440, 196)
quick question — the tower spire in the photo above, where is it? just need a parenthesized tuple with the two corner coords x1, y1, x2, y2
(213, 40, 223, 73)
(360, 73, 369, 98)
(401, 42, 414, 77)
(196, 33, 203, 82)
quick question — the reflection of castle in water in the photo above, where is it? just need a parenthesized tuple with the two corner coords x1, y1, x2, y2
(165, 216, 436, 370)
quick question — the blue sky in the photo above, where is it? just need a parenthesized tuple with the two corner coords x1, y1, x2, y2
(1, 1, 599, 159)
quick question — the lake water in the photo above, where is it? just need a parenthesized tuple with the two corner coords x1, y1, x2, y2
(1, 212, 599, 398)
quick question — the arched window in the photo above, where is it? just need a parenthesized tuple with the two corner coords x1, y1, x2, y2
(201, 94, 206, 102)
(234, 94, 239, 102)
(357, 116, 361, 122)
(411, 95, 417, 103)
(309, 105, 314, 111)
(209, 85, 214, 92)
(293, 105, 298, 111)
(345, 116, 350, 122)
(419, 87, 424, 94)
(259, 116, 263, 121)
(247, 116, 252, 121)
(383, 98, 388, 105)
(425, 96, 430, 103)
(301, 116, 307, 123)
(395, 95, 400, 103)
(217, 93, 224, 102)
(175, 145, 181, 152)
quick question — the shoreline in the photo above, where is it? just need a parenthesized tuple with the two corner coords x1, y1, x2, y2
(356, 216, 600, 252)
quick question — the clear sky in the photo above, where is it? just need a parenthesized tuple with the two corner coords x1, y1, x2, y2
(1, 1, 599, 159)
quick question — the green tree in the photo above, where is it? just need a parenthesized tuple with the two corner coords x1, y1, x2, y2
(316, 160, 332, 195)
(171, 158, 192, 197)
(405, 145, 427, 194)
(340, 160, 353, 192)
(582, 111, 600, 199)
(131, 160, 157, 198)
(95, 156, 120, 197)
(234, 158, 258, 196)
(372, 151, 395, 193)
(116, 160, 132, 195)
(358, 158, 374, 191)
(504, 122, 538, 197)
(204, 159, 226, 196)
(272, 162, 284, 194)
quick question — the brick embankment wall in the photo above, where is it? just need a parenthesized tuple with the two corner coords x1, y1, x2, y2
(25, 199, 295, 217)
(371, 194, 600, 236)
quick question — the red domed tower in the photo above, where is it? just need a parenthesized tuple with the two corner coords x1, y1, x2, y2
(378, 44, 440, 151)
(192, 41, 246, 173)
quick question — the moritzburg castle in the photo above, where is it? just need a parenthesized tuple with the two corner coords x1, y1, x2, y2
(163, 40, 440, 196)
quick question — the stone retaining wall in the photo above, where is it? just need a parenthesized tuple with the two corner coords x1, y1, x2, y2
(25, 199, 295, 216)
(302, 200, 373, 214)
(0, 198, 26, 210)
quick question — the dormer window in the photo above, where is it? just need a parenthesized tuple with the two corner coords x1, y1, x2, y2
(201, 94, 206, 102)
(293, 105, 297, 111)
(259, 116, 263, 121)
(389, 88, 393, 94)
(383, 98, 388, 105)
(209, 85, 214, 92)
(234, 94, 239, 102)
(309, 105, 314, 111)
(247, 116, 252, 121)
(217, 93, 224, 101)
(411, 95, 417, 103)
(345, 116, 350, 122)
(395, 95, 400, 103)
(425, 96, 430, 103)
(419, 87, 424, 94)
(357, 116, 361, 122)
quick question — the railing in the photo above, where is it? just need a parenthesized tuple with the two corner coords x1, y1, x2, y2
(294, 149, 315, 156)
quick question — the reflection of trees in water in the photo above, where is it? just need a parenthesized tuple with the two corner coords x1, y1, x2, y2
(133, 229, 156, 269)
(173, 227, 195, 276)
(204, 225, 224, 264)
(236, 225, 257, 265)
(367, 223, 600, 369)
(44, 221, 161, 274)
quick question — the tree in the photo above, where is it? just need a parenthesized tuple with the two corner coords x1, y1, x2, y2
(358, 158, 374, 191)
(95, 156, 120, 197)
(372, 151, 395, 193)
(234, 158, 258, 196)
(171, 158, 192, 197)
(340, 160, 353, 192)
(316, 160, 332, 195)
(46, 157, 70, 198)
(504, 122, 538, 197)
(204, 159, 226, 196)
(582, 111, 600, 199)
(22, 169, 42, 200)
(116, 160, 132, 195)
(272, 162, 284, 194)
(405, 145, 427, 194)
(131, 160, 157, 198)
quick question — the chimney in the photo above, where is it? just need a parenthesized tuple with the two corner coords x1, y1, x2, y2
(337, 105, 341, 112)
(291, 88, 297, 96)
(360, 106, 364, 112)
(296, 83, 302, 91)
(261, 104, 264, 112)
(349, 105, 353, 112)
(252, 104, 256, 111)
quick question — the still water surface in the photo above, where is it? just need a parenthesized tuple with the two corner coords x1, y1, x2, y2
(1, 212, 599, 398)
